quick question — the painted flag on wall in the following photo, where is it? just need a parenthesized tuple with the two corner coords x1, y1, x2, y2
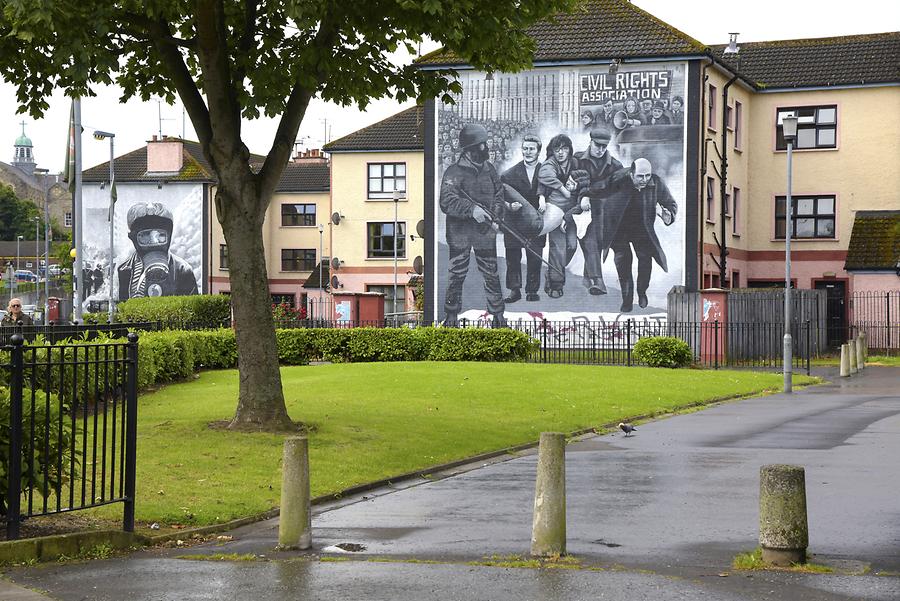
(62, 100, 76, 194)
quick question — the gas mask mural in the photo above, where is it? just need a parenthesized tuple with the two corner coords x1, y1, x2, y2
(119, 202, 199, 300)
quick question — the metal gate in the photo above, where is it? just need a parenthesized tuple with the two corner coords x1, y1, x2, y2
(1, 333, 138, 540)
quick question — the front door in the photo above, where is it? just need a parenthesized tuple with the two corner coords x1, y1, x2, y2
(815, 281, 847, 348)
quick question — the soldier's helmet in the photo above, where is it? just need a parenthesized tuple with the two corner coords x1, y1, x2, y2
(458, 124, 489, 150)
(127, 202, 173, 233)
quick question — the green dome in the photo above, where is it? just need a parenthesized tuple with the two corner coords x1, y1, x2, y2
(15, 133, 32, 147)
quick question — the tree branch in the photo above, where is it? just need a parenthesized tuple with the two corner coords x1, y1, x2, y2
(258, 13, 340, 198)
(234, 0, 258, 85)
(146, 18, 213, 147)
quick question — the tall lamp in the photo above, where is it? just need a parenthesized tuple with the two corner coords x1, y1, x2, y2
(93, 130, 116, 322)
(782, 114, 798, 393)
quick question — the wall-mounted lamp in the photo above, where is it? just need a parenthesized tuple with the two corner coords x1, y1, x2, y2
(608, 58, 622, 75)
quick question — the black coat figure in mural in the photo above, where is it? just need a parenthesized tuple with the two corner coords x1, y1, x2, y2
(500, 134, 545, 303)
(439, 124, 507, 328)
(118, 202, 198, 301)
(574, 127, 623, 296)
(600, 159, 677, 312)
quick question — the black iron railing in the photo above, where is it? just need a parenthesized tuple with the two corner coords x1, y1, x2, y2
(1, 334, 139, 540)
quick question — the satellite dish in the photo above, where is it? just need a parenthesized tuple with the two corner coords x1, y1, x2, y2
(330, 256, 342, 270)
(331, 212, 343, 226)
(413, 256, 424, 275)
(330, 275, 341, 289)
(415, 220, 426, 239)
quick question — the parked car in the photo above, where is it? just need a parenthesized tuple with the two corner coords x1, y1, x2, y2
(48, 264, 62, 277)
(15, 270, 38, 283)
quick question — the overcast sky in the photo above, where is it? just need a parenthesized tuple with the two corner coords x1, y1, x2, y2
(1, 0, 896, 174)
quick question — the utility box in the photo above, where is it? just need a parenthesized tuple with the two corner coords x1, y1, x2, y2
(47, 297, 61, 323)
(331, 292, 385, 325)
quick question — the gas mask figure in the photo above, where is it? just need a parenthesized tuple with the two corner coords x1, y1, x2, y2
(118, 202, 199, 300)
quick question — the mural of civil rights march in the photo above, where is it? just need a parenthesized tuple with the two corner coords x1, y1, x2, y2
(433, 62, 688, 326)
(80, 184, 203, 311)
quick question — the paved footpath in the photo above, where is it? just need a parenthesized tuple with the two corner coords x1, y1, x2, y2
(4, 367, 899, 601)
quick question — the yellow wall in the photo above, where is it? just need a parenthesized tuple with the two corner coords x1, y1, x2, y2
(329, 150, 424, 272)
(746, 85, 900, 251)
(208, 186, 331, 284)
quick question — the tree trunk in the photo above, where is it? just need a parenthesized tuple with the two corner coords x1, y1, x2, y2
(217, 181, 293, 431)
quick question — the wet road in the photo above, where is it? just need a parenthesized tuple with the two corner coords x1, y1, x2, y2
(4, 367, 899, 600)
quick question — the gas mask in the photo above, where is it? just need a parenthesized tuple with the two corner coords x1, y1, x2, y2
(134, 227, 171, 297)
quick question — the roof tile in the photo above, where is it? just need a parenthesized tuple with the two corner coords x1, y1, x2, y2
(324, 106, 424, 152)
(844, 211, 900, 271)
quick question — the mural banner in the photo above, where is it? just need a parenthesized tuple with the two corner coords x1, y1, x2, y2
(80, 185, 203, 311)
(434, 62, 688, 327)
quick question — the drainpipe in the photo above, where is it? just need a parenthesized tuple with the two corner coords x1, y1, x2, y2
(719, 73, 739, 288)
(699, 61, 710, 289)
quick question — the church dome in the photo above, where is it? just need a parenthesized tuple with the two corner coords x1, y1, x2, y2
(15, 133, 33, 147)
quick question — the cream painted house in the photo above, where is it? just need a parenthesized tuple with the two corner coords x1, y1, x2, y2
(209, 151, 331, 310)
(323, 106, 425, 314)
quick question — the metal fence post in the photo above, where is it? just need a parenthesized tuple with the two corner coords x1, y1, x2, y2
(806, 320, 811, 376)
(123, 332, 139, 532)
(541, 319, 548, 364)
(626, 320, 632, 367)
(5, 335, 25, 540)
(714, 320, 719, 370)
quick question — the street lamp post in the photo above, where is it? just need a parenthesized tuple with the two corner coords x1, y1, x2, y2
(318, 222, 324, 319)
(16, 235, 23, 271)
(782, 115, 798, 394)
(93, 130, 116, 322)
(392, 188, 405, 319)
(34, 217, 39, 312)
(34, 168, 52, 319)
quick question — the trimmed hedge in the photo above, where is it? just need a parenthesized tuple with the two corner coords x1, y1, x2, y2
(18, 327, 537, 393)
(633, 336, 694, 368)
(115, 295, 231, 327)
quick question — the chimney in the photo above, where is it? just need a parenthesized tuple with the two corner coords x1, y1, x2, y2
(292, 148, 328, 164)
(147, 137, 184, 173)
(724, 33, 740, 55)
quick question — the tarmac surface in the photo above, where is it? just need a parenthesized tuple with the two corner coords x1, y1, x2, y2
(3, 366, 899, 600)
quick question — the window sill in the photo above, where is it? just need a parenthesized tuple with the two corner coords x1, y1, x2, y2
(705, 219, 716, 225)
(734, 146, 743, 154)
(770, 237, 839, 243)
(280, 225, 319, 229)
(731, 232, 741, 238)
(367, 197, 409, 202)
(366, 257, 408, 261)
(773, 146, 838, 154)
(279, 270, 314, 274)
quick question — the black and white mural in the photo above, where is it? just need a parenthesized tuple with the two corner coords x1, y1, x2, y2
(434, 62, 688, 326)
(80, 184, 203, 310)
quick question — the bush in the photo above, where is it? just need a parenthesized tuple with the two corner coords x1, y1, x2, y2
(116, 295, 231, 328)
(0, 385, 76, 515)
(632, 336, 694, 368)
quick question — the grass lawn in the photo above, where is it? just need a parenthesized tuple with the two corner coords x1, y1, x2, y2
(76, 363, 815, 532)
(811, 355, 900, 367)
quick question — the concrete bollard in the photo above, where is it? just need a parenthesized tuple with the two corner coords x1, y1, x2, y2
(860, 331, 868, 361)
(856, 333, 865, 370)
(849, 339, 858, 374)
(531, 432, 566, 557)
(278, 436, 311, 549)
(839, 344, 850, 377)
(759, 464, 808, 566)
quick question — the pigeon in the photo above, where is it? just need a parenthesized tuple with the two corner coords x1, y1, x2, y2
(618, 422, 636, 437)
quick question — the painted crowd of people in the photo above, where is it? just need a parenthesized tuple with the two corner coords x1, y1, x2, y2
(439, 115, 678, 325)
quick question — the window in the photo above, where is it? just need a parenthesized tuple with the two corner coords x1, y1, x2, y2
(734, 101, 743, 149)
(271, 293, 295, 307)
(725, 104, 733, 130)
(219, 244, 228, 270)
(367, 162, 407, 199)
(732, 188, 741, 235)
(281, 248, 317, 271)
(64, 212, 73, 227)
(367, 284, 407, 314)
(706, 177, 715, 222)
(731, 271, 740, 288)
(367, 222, 406, 258)
(724, 192, 731, 217)
(776, 106, 837, 150)
(281, 203, 316, 226)
(775, 195, 836, 239)
(707, 84, 717, 130)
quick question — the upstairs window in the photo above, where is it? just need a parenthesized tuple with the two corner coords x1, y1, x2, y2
(367, 222, 406, 258)
(368, 163, 406, 199)
(776, 106, 837, 150)
(281, 203, 316, 226)
(707, 84, 717, 130)
(775, 195, 836, 239)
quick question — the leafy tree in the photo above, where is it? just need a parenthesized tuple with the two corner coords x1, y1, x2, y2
(0, 183, 44, 240)
(0, 0, 577, 430)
